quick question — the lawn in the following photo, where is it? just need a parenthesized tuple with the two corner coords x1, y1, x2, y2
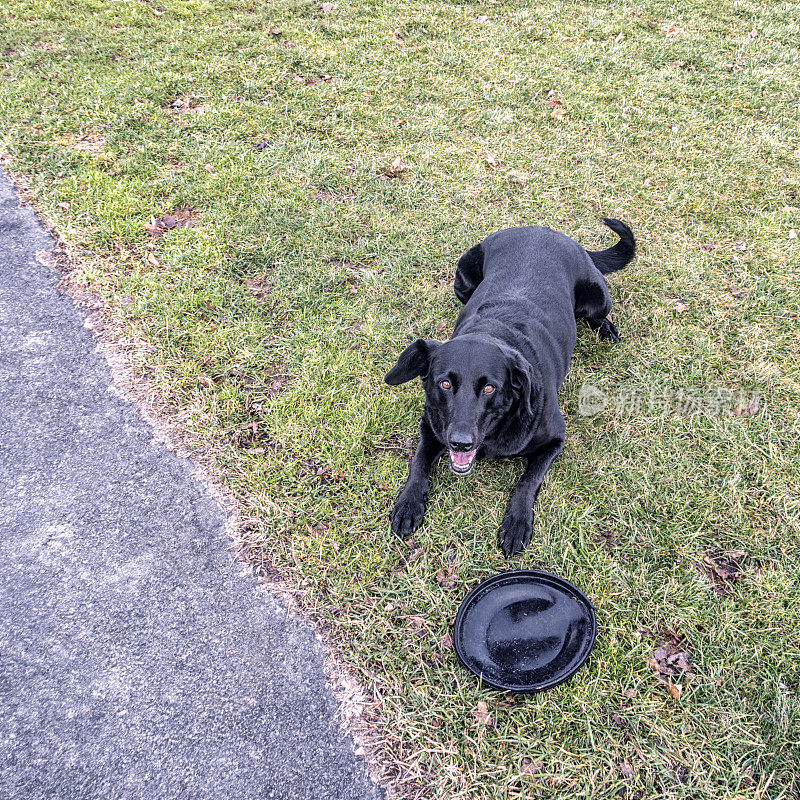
(2, 0, 799, 797)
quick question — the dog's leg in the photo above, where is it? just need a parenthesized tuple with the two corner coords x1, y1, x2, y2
(575, 276, 621, 342)
(586, 315, 621, 343)
(453, 243, 485, 304)
(498, 438, 564, 557)
(390, 418, 445, 539)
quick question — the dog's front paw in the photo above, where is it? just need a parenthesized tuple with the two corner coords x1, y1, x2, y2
(598, 317, 621, 343)
(498, 507, 533, 558)
(390, 491, 427, 539)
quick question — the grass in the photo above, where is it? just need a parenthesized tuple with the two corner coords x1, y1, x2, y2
(2, 0, 800, 796)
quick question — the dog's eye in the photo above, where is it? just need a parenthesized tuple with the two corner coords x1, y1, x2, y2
(483, 384, 495, 395)
(439, 380, 451, 390)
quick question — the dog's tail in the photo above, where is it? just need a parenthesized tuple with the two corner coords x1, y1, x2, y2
(587, 218, 636, 275)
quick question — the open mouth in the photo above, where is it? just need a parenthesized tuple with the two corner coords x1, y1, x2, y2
(449, 449, 477, 475)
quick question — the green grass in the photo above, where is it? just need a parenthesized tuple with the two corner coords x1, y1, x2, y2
(2, 0, 800, 796)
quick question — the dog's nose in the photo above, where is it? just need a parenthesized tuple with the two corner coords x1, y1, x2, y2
(448, 430, 475, 451)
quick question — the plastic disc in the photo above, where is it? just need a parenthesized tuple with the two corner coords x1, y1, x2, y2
(452, 570, 597, 693)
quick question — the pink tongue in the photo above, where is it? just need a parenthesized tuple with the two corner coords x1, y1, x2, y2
(450, 449, 477, 467)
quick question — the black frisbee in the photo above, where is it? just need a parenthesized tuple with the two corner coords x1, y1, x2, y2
(452, 570, 597, 693)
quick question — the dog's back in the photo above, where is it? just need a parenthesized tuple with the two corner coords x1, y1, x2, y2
(452, 220, 635, 389)
(453, 226, 587, 382)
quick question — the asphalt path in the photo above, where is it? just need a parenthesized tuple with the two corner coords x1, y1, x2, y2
(0, 170, 382, 800)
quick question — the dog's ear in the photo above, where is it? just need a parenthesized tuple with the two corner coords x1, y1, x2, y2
(506, 351, 536, 415)
(385, 339, 440, 385)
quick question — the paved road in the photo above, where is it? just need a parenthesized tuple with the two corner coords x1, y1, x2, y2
(0, 170, 382, 800)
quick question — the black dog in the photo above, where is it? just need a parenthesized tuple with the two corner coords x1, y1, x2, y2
(385, 218, 635, 556)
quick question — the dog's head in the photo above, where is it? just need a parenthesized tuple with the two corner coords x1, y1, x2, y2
(385, 336, 535, 475)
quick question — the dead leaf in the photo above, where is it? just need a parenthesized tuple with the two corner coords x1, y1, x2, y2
(71, 133, 104, 157)
(674, 764, 690, 784)
(320, 2, 337, 11)
(673, 301, 690, 313)
(698, 550, 750, 592)
(701, 242, 717, 251)
(647, 637, 694, 694)
(166, 97, 211, 115)
(473, 701, 493, 727)
(476, 14, 490, 23)
(242, 276, 273, 299)
(306, 522, 330, 539)
(619, 761, 634, 778)
(305, 75, 333, 87)
(314, 189, 353, 203)
(440, 631, 453, 649)
(665, 24, 678, 37)
(733, 394, 759, 417)
(663, 629, 683, 647)
(144, 206, 200, 237)
(267, 26, 283, 35)
(550, 105, 565, 120)
(669, 652, 692, 671)
(435, 565, 457, 588)
(425, 651, 443, 667)
(727, 285, 744, 298)
(485, 152, 502, 169)
(725, 63, 743, 72)
(389, 31, 404, 42)
(144, 218, 160, 235)
(734, 240, 748, 252)
(521, 758, 543, 776)
(147, 252, 160, 267)
(624, 688, 637, 698)
(384, 155, 410, 177)
(390, 544, 422, 575)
